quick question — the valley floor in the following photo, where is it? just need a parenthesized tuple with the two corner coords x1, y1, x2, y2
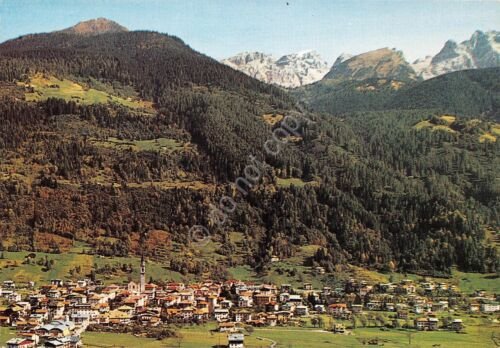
(79, 323, 499, 348)
(1, 322, 498, 348)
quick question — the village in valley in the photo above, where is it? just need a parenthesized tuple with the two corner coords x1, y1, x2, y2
(0, 255, 499, 348)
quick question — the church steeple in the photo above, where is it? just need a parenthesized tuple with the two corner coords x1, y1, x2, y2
(140, 253, 146, 294)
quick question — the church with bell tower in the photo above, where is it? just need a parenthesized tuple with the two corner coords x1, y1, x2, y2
(126, 253, 147, 295)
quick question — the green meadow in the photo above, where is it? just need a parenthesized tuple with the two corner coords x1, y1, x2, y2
(4, 312, 498, 347)
(81, 323, 500, 348)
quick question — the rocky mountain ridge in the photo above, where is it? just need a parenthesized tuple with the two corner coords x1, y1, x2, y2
(412, 30, 499, 79)
(221, 50, 329, 88)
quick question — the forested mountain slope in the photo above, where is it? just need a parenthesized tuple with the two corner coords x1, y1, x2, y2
(294, 68, 499, 118)
(0, 26, 497, 280)
(390, 68, 500, 118)
(292, 78, 402, 114)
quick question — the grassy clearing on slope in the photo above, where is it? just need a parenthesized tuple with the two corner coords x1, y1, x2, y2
(479, 132, 497, 143)
(262, 113, 284, 125)
(227, 245, 325, 288)
(90, 137, 185, 153)
(453, 270, 500, 293)
(126, 180, 212, 190)
(414, 120, 456, 133)
(415, 115, 499, 142)
(0, 246, 187, 286)
(491, 124, 500, 136)
(349, 267, 499, 294)
(277, 177, 318, 187)
(0, 251, 94, 284)
(21, 74, 154, 111)
(414, 120, 433, 130)
(440, 115, 456, 124)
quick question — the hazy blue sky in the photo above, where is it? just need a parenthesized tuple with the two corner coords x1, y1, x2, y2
(1, 0, 498, 63)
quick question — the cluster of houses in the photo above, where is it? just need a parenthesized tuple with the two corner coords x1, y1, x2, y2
(0, 269, 498, 347)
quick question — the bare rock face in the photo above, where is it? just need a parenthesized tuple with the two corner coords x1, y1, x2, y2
(324, 48, 417, 82)
(222, 50, 329, 88)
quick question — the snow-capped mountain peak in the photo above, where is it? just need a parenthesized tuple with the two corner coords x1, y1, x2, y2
(222, 50, 329, 88)
(412, 30, 499, 79)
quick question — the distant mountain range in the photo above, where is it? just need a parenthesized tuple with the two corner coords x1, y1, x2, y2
(223, 30, 499, 87)
(221, 51, 329, 88)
